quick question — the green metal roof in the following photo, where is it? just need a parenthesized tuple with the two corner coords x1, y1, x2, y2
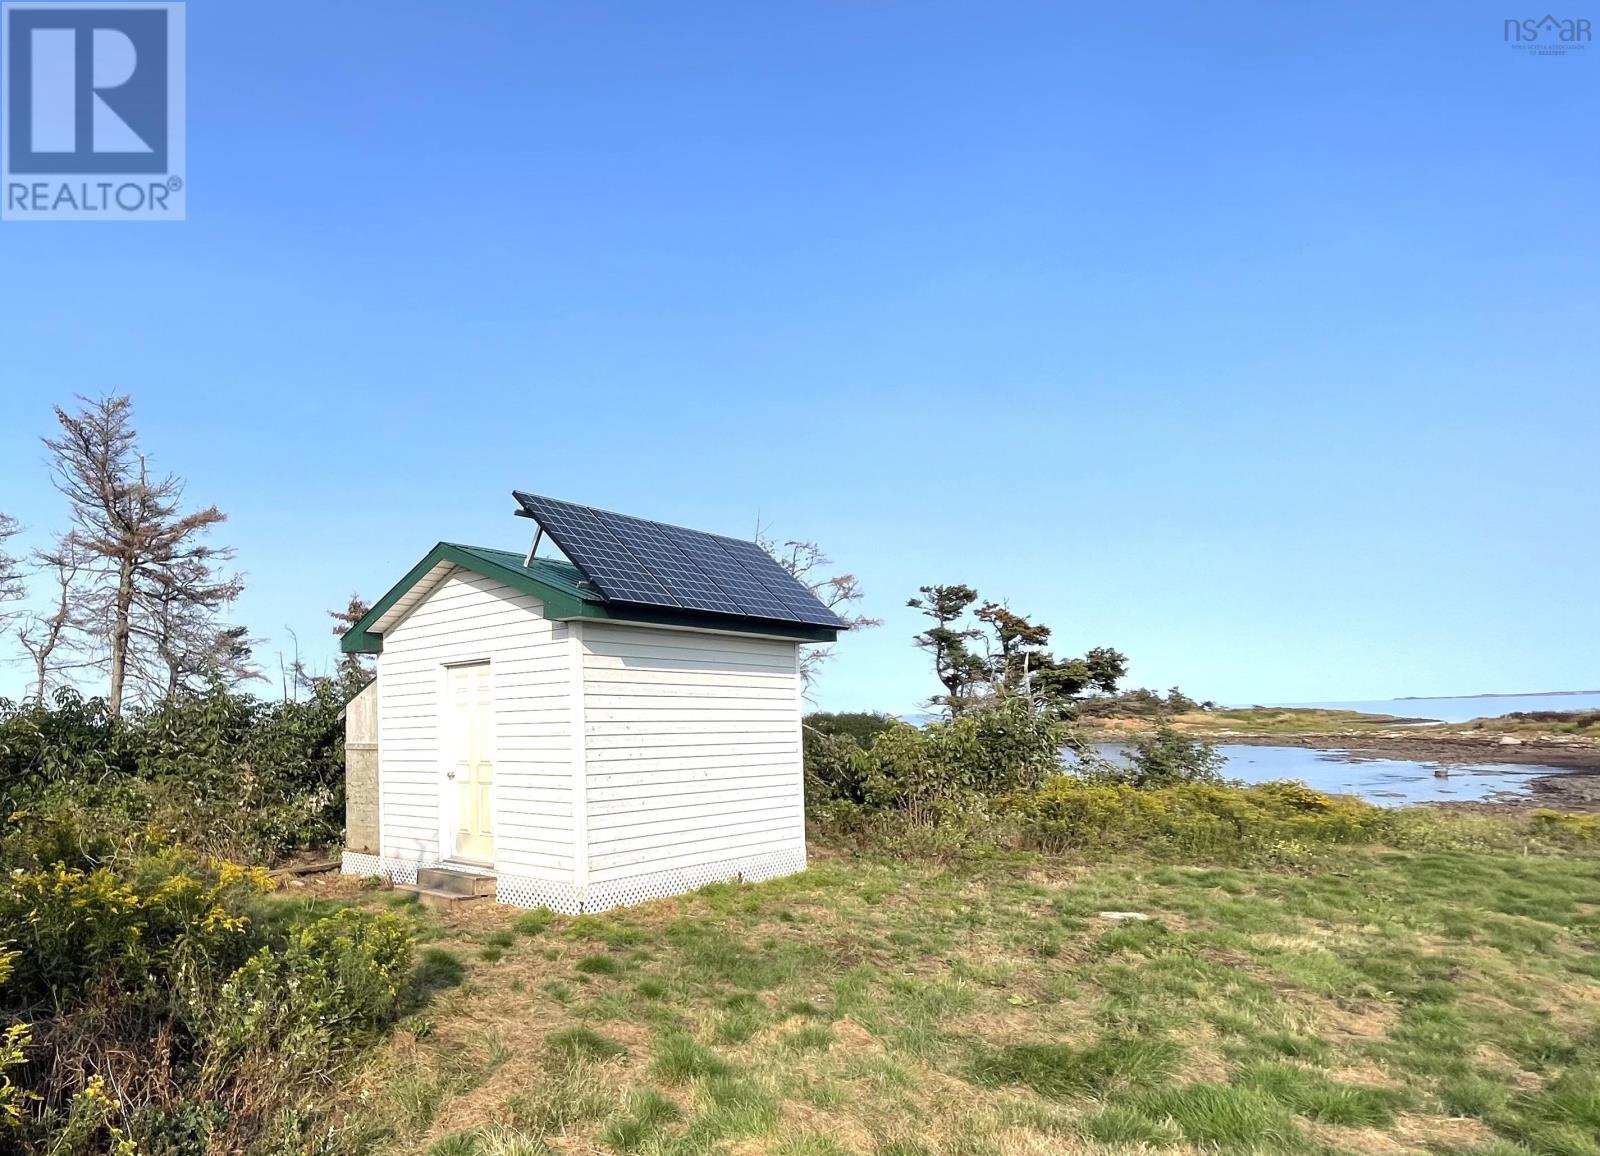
(448, 543, 596, 605)
(341, 541, 839, 654)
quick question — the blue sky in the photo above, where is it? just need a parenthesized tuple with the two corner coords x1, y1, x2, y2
(0, 0, 1594, 711)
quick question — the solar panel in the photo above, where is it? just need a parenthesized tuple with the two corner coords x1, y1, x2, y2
(516, 496, 679, 606)
(597, 511, 749, 617)
(512, 491, 845, 629)
(656, 523, 801, 623)
(711, 535, 844, 626)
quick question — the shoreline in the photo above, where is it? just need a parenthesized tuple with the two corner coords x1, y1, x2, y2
(1082, 725, 1600, 813)
(1217, 733, 1600, 814)
(1212, 731, 1600, 772)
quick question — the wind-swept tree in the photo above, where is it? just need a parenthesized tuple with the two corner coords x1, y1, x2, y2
(1029, 645, 1128, 707)
(908, 584, 986, 716)
(974, 601, 1052, 701)
(917, 585, 1129, 717)
(43, 394, 241, 714)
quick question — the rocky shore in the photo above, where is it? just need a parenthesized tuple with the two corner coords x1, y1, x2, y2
(1218, 730, 1600, 771)
(1082, 702, 1600, 812)
(1217, 732, 1600, 813)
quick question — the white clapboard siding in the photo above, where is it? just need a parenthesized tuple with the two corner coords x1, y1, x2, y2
(579, 622, 804, 884)
(376, 567, 573, 875)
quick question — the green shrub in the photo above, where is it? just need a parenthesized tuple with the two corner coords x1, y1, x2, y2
(807, 720, 1600, 865)
(1527, 809, 1600, 846)
(1, 1020, 31, 1130)
(1098, 726, 1228, 788)
(0, 683, 349, 868)
(198, 907, 412, 1078)
(0, 851, 273, 1011)
(997, 777, 1392, 858)
(809, 700, 1064, 821)
(802, 729, 869, 807)
(804, 712, 897, 747)
(1075, 687, 1205, 722)
(0, 849, 414, 1155)
(0, 692, 126, 817)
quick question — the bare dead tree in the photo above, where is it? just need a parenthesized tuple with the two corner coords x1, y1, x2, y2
(757, 529, 882, 686)
(204, 626, 263, 690)
(43, 394, 238, 714)
(0, 512, 24, 632)
(16, 533, 94, 699)
(126, 553, 260, 699)
(284, 595, 372, 701)
(279, 625, 302, 702)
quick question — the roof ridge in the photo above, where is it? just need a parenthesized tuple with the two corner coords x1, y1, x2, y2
(511, 490, 755, 547)
(341, 540, 841, 655)
(448, 541, 580, 565)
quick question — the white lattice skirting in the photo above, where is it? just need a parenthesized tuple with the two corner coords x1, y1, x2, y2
(342, 846, 806, 914)
(493, 874, 583, 914)
(339, 850, 436, 886)
(581, 845, 807, 912)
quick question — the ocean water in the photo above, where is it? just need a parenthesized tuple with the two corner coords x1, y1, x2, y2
(1274, 693, 1600, 725)
(1086, 743, 1567, 807)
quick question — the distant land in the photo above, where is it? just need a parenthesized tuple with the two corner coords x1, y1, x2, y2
(1394, 690, 1600, 701)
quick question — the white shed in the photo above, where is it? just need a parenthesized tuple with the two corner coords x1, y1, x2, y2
(338, 492, 843, 913)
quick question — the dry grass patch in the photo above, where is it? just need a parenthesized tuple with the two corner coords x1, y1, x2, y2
(1303, 1111, 1498, 1155)
(322, 845, 1600, 1156)
(1296, 995, 1402, 1045)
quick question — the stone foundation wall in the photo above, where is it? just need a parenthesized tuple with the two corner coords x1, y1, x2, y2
(344, 682, 379, 854)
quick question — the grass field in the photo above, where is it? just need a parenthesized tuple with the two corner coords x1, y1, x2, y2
(1085, 708, 1432, 739)
(1181, 708, 1430, 734)
(1458, 712, 1600, 740)
(308, 846, 1600, 1156)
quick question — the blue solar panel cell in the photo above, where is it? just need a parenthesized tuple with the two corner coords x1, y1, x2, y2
(511, 491, 845, 630)
(655, 524, 803, 622)
(513, 494, 679, 606)
(603, 515, 748, 616)
(713, 536, 844, 626)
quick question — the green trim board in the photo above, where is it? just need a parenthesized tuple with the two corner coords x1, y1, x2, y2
(340, 541, 839, 654)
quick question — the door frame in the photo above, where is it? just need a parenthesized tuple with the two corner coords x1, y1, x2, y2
(437, 658, 495, 868)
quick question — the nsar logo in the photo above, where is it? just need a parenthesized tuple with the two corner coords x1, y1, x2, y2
(2, 2, 185, 221)
(1503, 14, 1592, 54)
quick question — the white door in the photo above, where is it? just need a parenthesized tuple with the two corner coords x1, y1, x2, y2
(447, 662, 494, 864)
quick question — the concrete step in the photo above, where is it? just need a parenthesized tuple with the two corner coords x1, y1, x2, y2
(415, 867, 497, 897)
(394, 883, 490, 910)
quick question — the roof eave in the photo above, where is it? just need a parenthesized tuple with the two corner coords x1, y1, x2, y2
(340, 542, 595, 655)
(561, 601, 839, 643)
